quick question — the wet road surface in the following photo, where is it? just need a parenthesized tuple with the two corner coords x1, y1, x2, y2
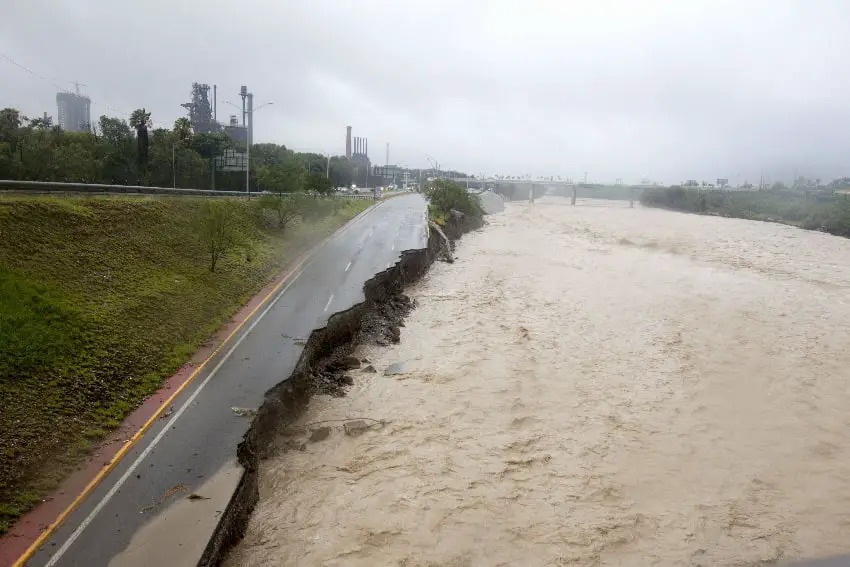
(26, 194, 427, 567)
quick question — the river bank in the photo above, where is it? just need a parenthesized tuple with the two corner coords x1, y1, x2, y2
(206, 207, 483, 564)
(228, 197, 850, 566)
(640, 185, 850, 238)
(0, 195, 369, 535)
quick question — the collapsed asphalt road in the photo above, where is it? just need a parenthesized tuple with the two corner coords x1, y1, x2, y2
(24, 194, 428, 567)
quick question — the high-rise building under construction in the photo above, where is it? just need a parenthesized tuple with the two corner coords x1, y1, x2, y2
(56, 92, 91, 132)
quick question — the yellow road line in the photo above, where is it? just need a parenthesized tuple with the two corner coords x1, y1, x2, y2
(13, 202, 380, 567)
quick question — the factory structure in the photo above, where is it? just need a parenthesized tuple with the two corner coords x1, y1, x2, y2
(55, 86, 91, 132)
(181, 82, 254, 146)
(345, 125, 372, 184)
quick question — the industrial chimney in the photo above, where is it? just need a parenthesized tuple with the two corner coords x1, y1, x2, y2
(246, 92, 253, 147)
(365, 138, 368, 158)
(346, 126, 352, 160)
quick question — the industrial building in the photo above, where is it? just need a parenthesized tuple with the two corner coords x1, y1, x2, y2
(55, 91, 91, 132)
(181, 82, 252, 145)
(345, 126, 371, 185)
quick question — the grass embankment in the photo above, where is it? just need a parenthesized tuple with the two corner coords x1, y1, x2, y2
(0, 195, 369, 533)
(641, 186, 850, 237)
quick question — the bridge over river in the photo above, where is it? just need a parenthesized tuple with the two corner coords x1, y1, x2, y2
(445, 176, 655, 201)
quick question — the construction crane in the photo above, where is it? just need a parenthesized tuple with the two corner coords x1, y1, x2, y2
(63, 80, 87, 96)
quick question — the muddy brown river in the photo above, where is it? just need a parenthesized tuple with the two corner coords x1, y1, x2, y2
(226, 197, 850, 566)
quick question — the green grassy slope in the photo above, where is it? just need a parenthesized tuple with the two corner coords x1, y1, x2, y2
(0, 195, 369, 533)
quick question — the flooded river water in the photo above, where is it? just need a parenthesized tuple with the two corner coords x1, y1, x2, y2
(226, 197, 850, 566)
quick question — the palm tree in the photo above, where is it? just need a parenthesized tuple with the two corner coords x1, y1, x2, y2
(129, 108, 152, 169)
(173, 117, 192, 145)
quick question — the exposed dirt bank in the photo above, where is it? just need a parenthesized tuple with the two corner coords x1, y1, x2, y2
(202, 212, 480, 565)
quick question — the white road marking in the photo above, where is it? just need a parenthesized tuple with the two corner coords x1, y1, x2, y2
(43, 265, 307, 567)
(324, 294, 334, 312)
(345, 261, 352, 272)
(43, 195, 424, 566)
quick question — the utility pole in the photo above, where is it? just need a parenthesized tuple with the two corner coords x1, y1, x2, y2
(246, 96, 251, 198)
(326, 154, 331, 179)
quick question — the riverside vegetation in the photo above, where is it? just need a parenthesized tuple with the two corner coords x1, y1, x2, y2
(0, 107, 357, 193)
(425, 179, 484, 224)
(0, 192, 368, 535)
(641, 185, 850, 238)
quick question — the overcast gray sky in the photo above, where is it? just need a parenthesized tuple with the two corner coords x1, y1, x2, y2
(3, 0, 849, 184)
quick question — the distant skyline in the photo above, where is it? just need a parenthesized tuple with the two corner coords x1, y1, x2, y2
(3, 0, 850, 185)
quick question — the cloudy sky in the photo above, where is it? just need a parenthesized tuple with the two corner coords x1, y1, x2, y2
(3, 0, 849, 184)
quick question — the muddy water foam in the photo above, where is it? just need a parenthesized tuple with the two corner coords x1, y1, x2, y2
(226, 198, 850, 566)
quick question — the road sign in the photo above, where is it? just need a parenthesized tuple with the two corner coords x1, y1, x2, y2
(215, 149, 247, 172)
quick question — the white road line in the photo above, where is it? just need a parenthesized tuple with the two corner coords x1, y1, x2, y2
(345, 261, 352, 272)
(44, 265, 307, 567)
(324, 294, 334, 312)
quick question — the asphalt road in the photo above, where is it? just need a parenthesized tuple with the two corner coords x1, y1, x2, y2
(26, 193, 428, 567)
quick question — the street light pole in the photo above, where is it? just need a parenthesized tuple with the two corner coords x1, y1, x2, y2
(224, 99, 273, 198)
(172, 145, 176, 188)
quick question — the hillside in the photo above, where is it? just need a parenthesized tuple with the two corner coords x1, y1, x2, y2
(0, 195, 369, 533)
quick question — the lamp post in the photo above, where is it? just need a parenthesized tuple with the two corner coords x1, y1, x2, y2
(224, 99, 274, 197)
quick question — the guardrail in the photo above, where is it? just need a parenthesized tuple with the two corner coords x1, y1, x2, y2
(0, 180, 378, 200)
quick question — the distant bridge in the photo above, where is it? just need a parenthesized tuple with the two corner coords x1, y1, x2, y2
(434, 177, 653, 202)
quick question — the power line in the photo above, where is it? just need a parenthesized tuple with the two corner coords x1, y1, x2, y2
(0, 52, 69, 93)
(1, 52, 172, 129)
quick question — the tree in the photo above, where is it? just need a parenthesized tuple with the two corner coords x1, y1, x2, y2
(129, 108, 152, 170)
(258, 193, 301, 230)
(191, 132, 231, 160)
(173, 117, 192, 145)
(328, 156, 353, 188)
(98, 116, 132, 146)
(53, 135, 101, 182)
(425, 179, 484, 221)
(196, 201, 236, 272)
(97, 116, 136, 184)
(0, 108, 26, 158)
(29, 116, 53, 130)
(147, 129, 208, 188)
(305, 171, 333, 195)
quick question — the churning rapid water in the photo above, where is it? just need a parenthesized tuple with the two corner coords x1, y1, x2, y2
(226, 197, 850, 567)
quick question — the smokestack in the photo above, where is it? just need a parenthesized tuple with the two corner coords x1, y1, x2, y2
(213, 85, 217, 122)
(346, 126, 352, 160)
(356, 137, 361, 154)
(240, 85, 247, 127)
(365, 138, 368, 158)
(247, 93, 254, 146)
